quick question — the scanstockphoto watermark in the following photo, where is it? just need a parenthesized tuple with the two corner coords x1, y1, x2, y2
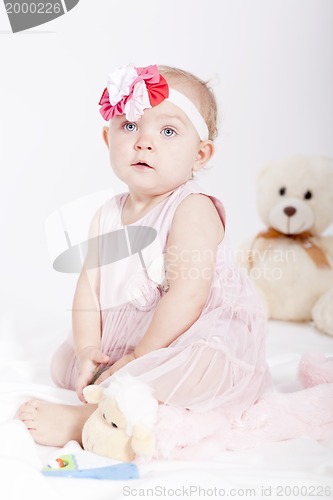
(166, 246, 296, 282)
(122, 485, 258, 497)
(167, 246, 217, 281)
(122, 484, 333, 498)
(4, 0, 80, 33)
(234, 247, 297, 266)
(233, 247, 296, 282)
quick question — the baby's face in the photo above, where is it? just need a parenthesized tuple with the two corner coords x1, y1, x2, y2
(104, 99, 210, 195)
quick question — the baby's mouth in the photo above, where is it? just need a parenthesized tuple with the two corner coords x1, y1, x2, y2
(132, 161, 154, 169)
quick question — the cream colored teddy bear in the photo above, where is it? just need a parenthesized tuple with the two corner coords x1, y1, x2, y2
(239, 155, 333, 336)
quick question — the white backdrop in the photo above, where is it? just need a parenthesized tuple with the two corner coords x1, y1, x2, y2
(0, 0, 332, 315)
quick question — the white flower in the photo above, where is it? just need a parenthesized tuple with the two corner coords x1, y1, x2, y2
(106, 64, 138, 106)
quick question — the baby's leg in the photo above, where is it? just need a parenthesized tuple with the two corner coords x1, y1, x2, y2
(50, 338, 78, 390)
(125, 344, 235, 411)
(18, 400, 96, 447)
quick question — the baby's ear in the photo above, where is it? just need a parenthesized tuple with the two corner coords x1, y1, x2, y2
(102, 126, 110, 148)
(194, 140, 215, 171)
(83, 385, 105, 404)
(130, 424, 156, 457)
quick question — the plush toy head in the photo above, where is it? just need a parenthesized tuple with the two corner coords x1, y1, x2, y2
(82, 373, 158, 462)
(257, 155, 333, 235)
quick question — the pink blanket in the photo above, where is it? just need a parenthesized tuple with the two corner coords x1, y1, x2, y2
(152, 354, 333, 459)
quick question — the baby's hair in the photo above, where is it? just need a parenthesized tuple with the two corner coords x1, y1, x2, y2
(158, 65, 218, 141)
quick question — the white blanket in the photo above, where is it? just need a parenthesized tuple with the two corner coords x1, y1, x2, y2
(1, 305, 333, 500)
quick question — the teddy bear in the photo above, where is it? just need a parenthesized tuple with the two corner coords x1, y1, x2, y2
(238, 154, 333, 336)
(82, 367, 333, 462)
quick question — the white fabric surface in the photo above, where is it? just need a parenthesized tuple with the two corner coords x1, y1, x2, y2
(1, 304, 333, 499)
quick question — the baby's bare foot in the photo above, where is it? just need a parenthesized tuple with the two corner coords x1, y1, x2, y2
(18, 400, 96, 447)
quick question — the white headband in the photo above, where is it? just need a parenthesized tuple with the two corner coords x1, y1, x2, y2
(166, 89, 209, 141)
(99, 64, 210, 141)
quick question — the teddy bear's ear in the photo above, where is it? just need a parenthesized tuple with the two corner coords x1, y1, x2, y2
(257, 162, 274, 182)
(130, 423, 156, 458)
(83, 385, 106, 404)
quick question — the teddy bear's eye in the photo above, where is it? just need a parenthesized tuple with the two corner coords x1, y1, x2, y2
(279, 187, 286, 196)
(304, 190, 312, 200)
(102, 413, 118, 428)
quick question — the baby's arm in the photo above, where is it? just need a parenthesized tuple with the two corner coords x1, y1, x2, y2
(135, 194, 224, 356)
(72, 209, 109, 401)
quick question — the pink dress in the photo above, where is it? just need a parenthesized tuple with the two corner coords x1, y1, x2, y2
(51, 179, 270, 415)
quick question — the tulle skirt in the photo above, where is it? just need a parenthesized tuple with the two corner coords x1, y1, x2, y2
(51, 264, 271, 415)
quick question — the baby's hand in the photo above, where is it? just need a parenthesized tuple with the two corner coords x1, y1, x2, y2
(76, 346, 110, 402)
(94, 353, 136, 384)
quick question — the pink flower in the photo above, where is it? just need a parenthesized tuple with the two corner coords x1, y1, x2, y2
(99, 64, 169, 122)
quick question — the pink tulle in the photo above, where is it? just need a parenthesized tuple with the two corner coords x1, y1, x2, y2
(139, 354, 333, 460)
(298, 353, 333, 387)
(52, 180, 270, 415)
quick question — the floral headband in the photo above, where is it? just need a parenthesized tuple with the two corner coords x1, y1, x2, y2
(99, 64, 209, 141)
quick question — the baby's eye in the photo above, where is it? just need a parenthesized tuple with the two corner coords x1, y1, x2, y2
(123, 122, 137, 132)
(161, 127, 176, 137)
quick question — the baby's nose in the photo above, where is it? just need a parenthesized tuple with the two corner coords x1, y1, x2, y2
(134, 136, 153, 151)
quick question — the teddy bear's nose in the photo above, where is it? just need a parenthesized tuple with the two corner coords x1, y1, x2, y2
(284, 206, 297, 217)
